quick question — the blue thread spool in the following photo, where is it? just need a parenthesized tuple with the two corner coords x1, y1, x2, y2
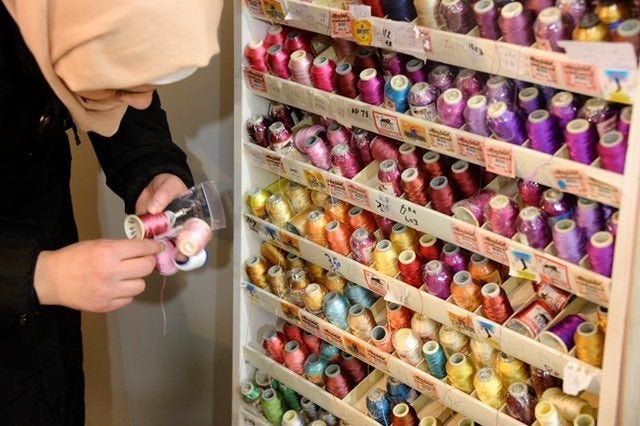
(423, 340, 448, 379)
(344, 281, 377, 307)
(387, 376, 418, 404)
(384, 75, 412, 113)
(323, 291, 351, 329)
(320, 342, 341, 364)
(383, 0, 418, 21)
(366, 388, 392, 424)
(304, 353, 328, 386)
(300, 397, 319, 419)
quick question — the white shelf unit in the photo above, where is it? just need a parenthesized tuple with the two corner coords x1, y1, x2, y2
(233, 1, 640, 425)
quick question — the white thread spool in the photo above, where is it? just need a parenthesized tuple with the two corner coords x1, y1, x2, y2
(392, 328, 423, 366)
(174, 249, 208, 271)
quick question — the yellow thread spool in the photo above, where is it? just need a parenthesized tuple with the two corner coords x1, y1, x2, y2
(535, 401, 569, 426)
(496, 352, 530, 386)
(307, 262, 326, 285)
(246, 186, 271, 218)
(372, 240, 400, 277)
(439, 325, 470, 357)
(390, 223, 419, 253)
(324, 271, 347, 293)
(573, 414, 596, 426)
(303, 283, 326, 314)
(474, 367, 506, 409)
(305, 210, 329, 246)
(574, 322, 604, 367)
(265, 193, 294, 226)
(261, 241, 286, 266)
(310, 189, 330, 207)
(266, 265, 289, 297)
(541, 387, 596, 421)
(324, 197, 350, 223)
(597, 306, 607, 333)
(286, 252, 307, 270)
(284, 180, 312, 213)
(244, 255, 269, 288)
(446, 353, 475, 393)
(470, 337, 499, 369)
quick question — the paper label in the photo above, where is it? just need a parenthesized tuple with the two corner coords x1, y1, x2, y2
(408, 104, 438, 122)
(415, 26, 433, 52)
(279, 300, 301, 324)
(456, 133, 485, 163)
(346, 182, 372, 209)
(399, 118, 429, 147)
(245, 69, 267, 93)
(563, 361, 597, 395)
(373, 110, 403, 139)
(349, 5, 372, 19)
(372, 192, 393, 217)
(342, 334, 369, 360)
(558, 40, 637, 70)
(311, 92, 331, 116)
(528, 55, 559, 85)
(508, 247, 539, 281)
(278, 231, 301, 254)
(535, 254, 572, 292)
(412, 373, 440, 401)
(479, 233, 510, 265)
(397, 202, 420, 229)
(348, 104, 374, 129)
(550, 167, 590, 197)
(447, 310, 477, 336)
(287, 3, 330, 30)
(285, 83, 310, 110)
(264, 153, 286, 175)
(326, 177, 349, 200)
(303, 169, 329, 192)
(319, 323, 344, 347)
(262, 0, 287, 20)
(561, 63, 600, 94)
(473, 316, 501, 346)
(394, 23, 419, 51)
(495, 44, 524, 76)
(451, 222, 480, 252)
(363, 269, 389, 296)
(483, 141, 515, 178)
(601, 68, 635, 104)
(352, 19, 374, 45)
(428, 128, 456, 154)
(571, 271, 610, 306)
(373, 20, 395, 49)
(265, 75, 284, 98)
(330, 10, 352, 38)
(245, 0, 265, 17)
(298, 311, 323, 336)
(366, 347, 390, 372)
(587, 176, 621, 207)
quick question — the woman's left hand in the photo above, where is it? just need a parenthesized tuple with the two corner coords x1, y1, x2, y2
(135, 173, 189, 215)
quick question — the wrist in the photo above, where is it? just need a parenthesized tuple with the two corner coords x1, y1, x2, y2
(34, 251, 57, 306)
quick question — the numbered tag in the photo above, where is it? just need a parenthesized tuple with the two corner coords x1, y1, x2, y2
(456, 133, 485, 163)
(373, 110, 402, 139)
(527, 54, 559, 85)
(570, 270, 610, 306)
(483, 140, 515, 178)
(373, 20, 395, 49)
(549, 167, 590, 198)
(352, 19, 374, 46)
(348, 104, 374, 129)
(563, 361, 598, 395)
(560, 62, 600, 95)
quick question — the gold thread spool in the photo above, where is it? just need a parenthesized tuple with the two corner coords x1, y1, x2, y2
(303, 283, 327, 314)
(596, 0, 630, 25)
(457, 419, 475, 426)
(572, 13, 610, 41)
(261, 241, 286, 266)
(324, 271, 347, 293)
(474, 367, 506, 409)
(310, 189, 330, 207)
(266, 265, 289, 297)
(284, 180, 312, 213)
(390, 223, 419, 253)
(439, 325, 470, 357)
(450, 271, 482, 311)
(496, 352, 530, 386)
(573, 414, 596, 426)
(286, 252, 307, 270)
(305, 210, 329, 246)
(597, 306, 607, 333)
(372, 240, 400, 277)
(285, 206, 318, 236)
(307, 262, 326, 285)
(265, 193, 294, 226)
(469, 337, 498, 369)
(245, 255, 269, 288)
(446, 353, 475, 393)
(574, 322, 605, 367)
(540, 387, 596, 421)
(419, 416, 442, 426)
(324, 197, 351, 223)
(535, 401, 569, 426)
(246, 186, 271, 218)
(347, 304, 377, 340)
(411, 313, 441, 342)
(288, 268, 310, 291)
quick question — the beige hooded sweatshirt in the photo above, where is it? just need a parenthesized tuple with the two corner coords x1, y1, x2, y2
(2, 0, 223, 136)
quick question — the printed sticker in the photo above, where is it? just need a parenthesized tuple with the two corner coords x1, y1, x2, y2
(483, 141, 515, 178)
(560, 63, 600, 95)
(373, 110, 402, 139)
(535, 254, 571, 292)
(456, 133, 485, 163)
(508, 247, 539, 281)
(399, 118, 429, 147)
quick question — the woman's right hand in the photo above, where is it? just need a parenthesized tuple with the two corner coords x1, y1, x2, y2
(34, 239, 163, 312)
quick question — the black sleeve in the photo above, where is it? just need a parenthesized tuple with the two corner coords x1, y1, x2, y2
(88, 91, 194, 214)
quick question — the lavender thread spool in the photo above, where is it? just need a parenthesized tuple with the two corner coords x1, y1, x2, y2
(408, 82, 439, 120)
(552, 219, 586, 264)
(405, 58, 428, 84)
(597, 130, 627, 173)
(540, 188, 575, 226)
(556, 0, 588, 27)
(575, 198, 604, 239)
(429, 65, 456, 94)
(485, 76, 516, 107)
(441, 243, 469, 273)
(422, 260, 453, 299)
(587, 231, 614, 277)
(487, 102, 527, 145)
(518, 87, 544, 115)
(538, 314, 585, 352)
(438, 88, 466, 128)
(516, 206, 552, 249)
(578, 98, 618, 137)
(499, 2, 535, 46)
(474, 0, 502, 40)
(534, 7, 570, 52)
(526, 110, 562, 154)
(549, 91, 578, 129)
(455, 69, 485, 99)
(564, 118, 598, 165)
(464, 95, 491, 136)
(440, 0, 476, 34)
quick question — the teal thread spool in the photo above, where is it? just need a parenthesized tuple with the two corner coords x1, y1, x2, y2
(304, 353, 328, 386)
(423, 340, 447, 379)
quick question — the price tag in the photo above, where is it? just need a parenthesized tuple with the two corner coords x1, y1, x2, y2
(262, 0, 287, 21)
(279, 300, 301, 324)
(366, 347, 390, 372)
(527, 54, 559, 85)
(456, 133, 485, 163)
(298, 310, 323, 336)
(311, 92, 331, 117)
(244, 0, 265, 17)
(281, 156, 303, 182)
(412, 373, 440, 401)
(549, 167, 589, 197)
(352, 19, 374, 46)
(264, 152, 286, 175)
(397, 202, 420, 228)
(373, 110, 402, 139)
(342, 334, 368, 360)
(244, 68, 267, 93)
(373, 20, 395, 49)
(330, 10, 352, 38)
(535, 349, 564, 380)
(427, 128, 456, 155)
(508, 246, 539, 281)
(483, 140, 515, 178)
(346, 183, 372, 209)
(479, 232, 510, 265)
(348, 104, 374, 129)
(559, 40, 637, 70)
(399, 117, 429, 148)
(326, 176, 349, 200)
(561, 63, 600, 95)
(447, 309, 477, 336)
(570, 271, 610, 306)
(303, 169, 329, 192)
(451, 222, 480, 252)
(587, 176, 621, 207)
(563, 361, 598, 395)
(363, 269, 389, 296)
(535, 253, 572, 292)
(285, 1, 314, 22)
(285, 83, 310, 110)
(472, 316, 501, 347)
(495, 44, 524, 77)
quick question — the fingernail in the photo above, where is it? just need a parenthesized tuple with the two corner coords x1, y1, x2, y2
(148, 201, 161, 213)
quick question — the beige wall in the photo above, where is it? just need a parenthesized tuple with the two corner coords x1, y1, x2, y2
(70, 4, 234, 424)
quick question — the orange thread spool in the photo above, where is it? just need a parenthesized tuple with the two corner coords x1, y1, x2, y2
(468, 254, 502, 285)
(451, 271, 482, 311)
(324, 271, 347, 293)
(480, 283, 514, 325)
(421, 151, 449, 181)
(348, 206, 378, 234)
(326, 220, 353, 256)
(245, 255, 269, 288)
(400, 168, 430, 206)
(387, 302, 413, 332)
(325, 197, 351, 223)
(261, 241, 286, 266)
(305, 210, 329, 246)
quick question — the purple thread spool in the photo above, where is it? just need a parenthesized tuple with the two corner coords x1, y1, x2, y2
(540, 188, 575, 226)
(530, 366, 563, 397)
(516, 206, 552, 249)
(534, 7, 570, 52)
(304, 136, 332, 170)
(441, 243, 469, 274)
(331, 144, 362, 179)
(464, 95, 491, 136)
(598, 131, 627, 173)
(440, 0, 476, 33)
(518, 179, 546, 207)
(606, 211, 619, 237)
(587, 231, 614, 277)
(538, 84, 557, 103)
(617, 106, 631, 140)
(405, 58, 428, 84)
(269, 102, 299, 131)
(408, 82, 439, 121)
(552, 219, 586, 264)
(556, 0, 588, 27)
(350, 128, 374, 166)
(539, 314, 585, 352)
(499, 2, 535, 46)
(474, 0, 502, 40)
(526, 110, 562, 154)
(575, 198, 605, 239)
(422, 260, 453, 299)
(381, 51, 405, 79)
(438, 88, 466, 128)
(452, 189, 496, 226)
(350, 228, 377, 265)
(549, 92, 578, 129)
(564, 118, 598, 165)
(376, 215, 396, 239)
(326, 122, 352, 148)
(246, 114, 271, 147)
(518, 87, 545, 116)
(358, 68, 385, 106)
(484, 194, 519, 237)
(487, 102, 527, 145)
(429, 65, 456, 94)
(579, 98, 619, 137)
(506, 382, 538, 425)
(485, 76, 516, 108)
(378, 159, 403, 196)
(455, 69, 486, 99)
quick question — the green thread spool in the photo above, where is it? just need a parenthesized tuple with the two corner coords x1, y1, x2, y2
(260, 388, 286, 425)
(240, 381, 261, 404)
(279, 383, 302, 411)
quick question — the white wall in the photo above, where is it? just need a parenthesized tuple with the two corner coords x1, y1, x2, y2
(71, 3, 234, 424)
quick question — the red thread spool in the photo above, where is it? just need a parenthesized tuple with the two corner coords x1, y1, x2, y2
(333, 38, 358, 59)
(340, 352, 368, 384)
(428, 176, 456, 215)
(284, 29, 311, 53)
(421, 151, 449, 180)
(450, 160, 481, 199)
(398, 143, 421, 170)
(282, 340, 308, 375)
(244, 39, 269, 72)
(262, 329, 287, 363)
(353, 47, 380, 73)
(387, 302, 413, 332)
(126, 212, 171, 239)
(264, 24, 287, 48)
(266, 44, 291, 79)
(176, 217, 213, 257)
(481, 284, 514, 324)
(418, 234, 442, 261)
(310, 56, 336, 92)
(326, 220, 353, 256)
(371, 136, 400, 162)
(376, 215, 396, 239)
(348, 207, 378, 234)
(283, 322, 305, 346)
(400, 168, 430, 206)
(335, 63, 359, 99)
(324, 364, 352, 398)
(361, 0, 387, 17)
(155, 239, 178, 276)
(302, 331, 322, 354)
(398, 250, 424, 287)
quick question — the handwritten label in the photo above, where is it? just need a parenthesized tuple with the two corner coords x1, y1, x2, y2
(428, 128, 456, 154)
(528, 55, 559, 85)
(451, 222, 480, 252)
(287, 2, 330, 30)
(587, 176, 621, 207)
(312, 92, 331, 116)
(495, 44, 523, 76)
(262, 0, 287, 20)
(393, 23, 419, 51)
(265, 75, 283, 98)
(456, 133, 485, 163)
(330, 10, 352, 38)
(244, 69, 267, 93)
(373, 110, 402, 139)
(363, 269, 389, 296)
(563, 361, 598, 395)
(561, 63, 600, 94)
(346, 183, 372, 209)
(319, 323, 344, 347)
(331, 98, 353, 127)
(373, 20, 395, 49)
(348, 104, 374, 129)
(398, 202, 420, 228)
(349, 4, 372, 19)
(303, 169, 329, 192)
(571, 271, 609, 306)
(479, 233, 510, 265)
(559, 40, 637, 70)
(285, 83, 310, 109)
(372, 192, 393, 217)
(508, 247, 539, 281)
(412, 373, 440, 401)
(550, 167, 589, 197)
(484, 141, 515, 178)
(415, 26, 432, 52)
(535, 254, 571, 292)
(399, 118, 429, 147)
(366, 347, 390, 372)
(326, 177, 349, 200)
(352, 19, 374, 45)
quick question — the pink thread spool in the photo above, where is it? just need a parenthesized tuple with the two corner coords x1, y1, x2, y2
(326, 122, 352, 148)
(358, 68, 385, 106)
(264, 25, 287, 49)
(266, 44, 291, 79)
(125, 212, 172, 240)
(156, 239, 178, 276)
(398, 143, 421, 170)
(310, 56, 336, 92)
(288, 50, 313, 86)
(176, 218, 213, 257)
(244, 39, 269, 72)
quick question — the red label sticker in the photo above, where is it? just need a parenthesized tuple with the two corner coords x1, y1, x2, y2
(319, 323, 343, 347)
(561, 63, 600, 94)
(428, 128, 456, 154)
(245, 69, 267, 93)
(456, 133, 485, 163)
(479, 233, 510, 265)
(373, 110, 403, 139)
(326, 177, 349, 200)
(366, 347, 390, 372)
(346, 183, 372, 209)
(528, 55, 559, 85)
(535, 254, 571, 292)
(412, 373, 440, 401)
(331, 10, 352, 38)
(342, 334, 368, 360)
(451, 222, 480, 252)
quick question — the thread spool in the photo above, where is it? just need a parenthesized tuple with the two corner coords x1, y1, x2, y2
(450, 160, 480, 199)
(303, 283, 326, 315)
(597, 306, 608, 332)
(516, 206, 552, 249)
(262, 328, 287, 363)
(518, 87, 544, 115)
(428, 176, 456, 215)
(285, 181, 312, 213)
(264, 24, 286, 48)
(393, 328, 424, 366)
(415, 0, 444, 28)
(564, 119, 598, 165)
(481, 283, 514, 324)
(574, 321, 604, 367)
(573, 414, 596, 426)
(381, 50, 405, 80)
(244, 39, 269, 72)
(485, 76, 515, 107)
(474, 368, 506, 409)
(260, 388, 286, 425)
(469, 337, 499, 369)
(246, 114, 271, 148)
(367, 388, 392, 424)
(535, 401, 569, 426)
(441, 243, 469, 274)
(499, 2, 535, 45)
(506, 382, 538, 424)
(350, 227, 377, 265)
(308, 261, 327, 285)
(343, 280, 375, 307)
(440, 325, 470, 357)
(606, 211, 619, 237)
(281, 410, 304, 426)
(451, 271, 482, 311)
(405, 58, 428, 84)
(540, 387, 596, 421)
(320, 341, 341, 363)
(387, 302, 413, 332)
(437, 88, 466, 128)
(384, 75, 411, 113)
(518, 179, 546, 207)
(305, 210, 329, 246)
(421, 151, 448, 180)
(378, 159, 403, 196)
(398, 250, 424, 288)
(422, 341, 448, 379)
(371, 325, 395, 353)
(373, 240, 400, 277)
(496, 352, 530, 386)
(383, 0, 419, 21)
(340, 352, 368, 384)
(418, 234, 442, 261)
(244, 256, 269, 288)
(302, 331, 322, 354)
(347, 304, 377, 340)
(534, 7, 570, 51)
(266, 44, 291, 79)
(440, 0, 476, 33)
(598, 130, 627, 173)
(279, 383, 302, 411)
(539, 314, 585, 352)
(422, 260, 453, 299)
(531, 365, 563, 398)
(175, 218, 212, 257)
(350, 128, 374, 166)
(617, 105, 631, 138)
(401, 168, 430, 206)
(323, 291, 351, 329)
(335, 63, 359, 99)
(288, 50, 313, 86)
(261, 241, 286, 266)
(550, 91, 578, 129)
(487, 102, 527, 145)
(391, 403, 419, 425)
(398, 143, 421, 170)
(587, 230, 614, 277)
(282, 340, 308, 375)
(429, 65, 456, 94)
(527, 109, 562, 154)
(325, 221, 351, 256)
(371, 136, 400, 163)
(446, 353, 476, 393)
(323, 364, 352, 398)
(265, 193, 294, 227)
(324, 197, 350, 224)
(173, 249, 208, 272)
(361, 0, 387, 17)
(240, 381, 261, 405)
(358, 68, 385, 106)
(468, 254, 502, 285)
(310, 190, 330, 207)
(331, 144, 362, 179)
(390, 224, 419, 253)
(455, 69, 486, 99)
(310, 56, 336, 92)
(464, 94, 490, 136)
(552, 218, 586, 263)
(154, 239, 178, 276)
(419, 417, 443, 426)
(506, 299, 555, 338)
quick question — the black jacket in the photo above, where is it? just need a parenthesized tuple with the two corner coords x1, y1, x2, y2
(0, 5, 193, 424)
